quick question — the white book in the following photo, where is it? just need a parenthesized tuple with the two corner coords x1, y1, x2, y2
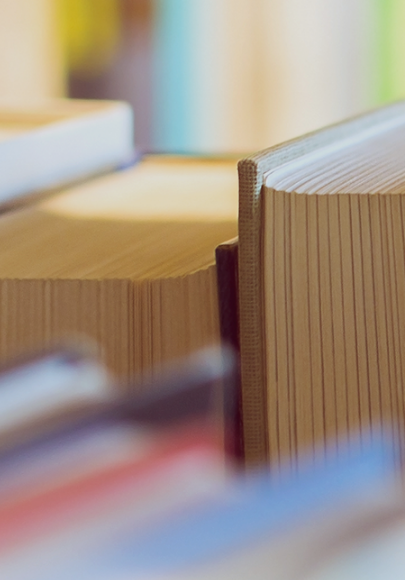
(0, 99, 134, 203)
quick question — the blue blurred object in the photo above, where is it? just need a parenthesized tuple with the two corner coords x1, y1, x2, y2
(52, 432, 398, 580)
(152, 0, 195, 151)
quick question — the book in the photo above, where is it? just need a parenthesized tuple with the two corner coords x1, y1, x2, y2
(22, 433, 398, 580)
(0, 346, 229, 579)
(238, 100, 405, 468)
(215, 238, 243, 459)
(0, 347, 111, 451)
(0, 155, 238, 384)
(0, 346, 400, 580)
(0, 99, 133, 204)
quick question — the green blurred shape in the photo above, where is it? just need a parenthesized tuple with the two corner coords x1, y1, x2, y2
(375, 0, 405, 104)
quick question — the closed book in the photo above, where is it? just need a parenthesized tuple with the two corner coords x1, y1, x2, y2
(0, 99, 133, 204)
(0, 155, 238, 384)
(238, 101, 405, 469)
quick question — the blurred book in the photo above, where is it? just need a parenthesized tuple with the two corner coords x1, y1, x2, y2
(0, 343, 235, 452)
(151, 0, 373, 153)
(374, 0, 405, 105)
(0, 99, 133, 204)
(0, 345, 233, 579)
(90, 437, 397, 580)
(0, 429, 398, 580)
(0, 345, 402, 580)
(0, 347, 111, 451)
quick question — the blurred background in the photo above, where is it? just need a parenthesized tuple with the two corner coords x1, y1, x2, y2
(0, 0, 403, 153)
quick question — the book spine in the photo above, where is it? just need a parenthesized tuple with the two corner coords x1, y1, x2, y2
(215, 238, 243, 463)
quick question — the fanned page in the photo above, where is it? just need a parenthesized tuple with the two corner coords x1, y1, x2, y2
(238, 100, 405, 468)
(0, 156, 238, 382)
(261, 106, 405, 471)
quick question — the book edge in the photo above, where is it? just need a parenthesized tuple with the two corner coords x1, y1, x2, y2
(238, 100, 405, 465)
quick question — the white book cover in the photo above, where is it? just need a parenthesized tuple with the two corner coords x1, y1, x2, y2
(0, 99, 134, 203)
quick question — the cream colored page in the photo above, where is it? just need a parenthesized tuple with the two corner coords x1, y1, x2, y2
(42, 159, 239, 222)
(0, 159, 238, 279)
(264, 112, 405, 195)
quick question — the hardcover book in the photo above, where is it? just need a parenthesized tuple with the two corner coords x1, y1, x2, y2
(238, 101, 405, 468)
(0, 99, 133, 204)
(0, 155, 238, 382)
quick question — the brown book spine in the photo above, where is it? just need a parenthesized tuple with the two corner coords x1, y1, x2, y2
(215, 238, 244, 462)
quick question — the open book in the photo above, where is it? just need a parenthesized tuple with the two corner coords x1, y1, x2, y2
(238, 101, 405, 468)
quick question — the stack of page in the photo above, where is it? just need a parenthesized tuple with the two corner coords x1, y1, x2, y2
(237, 100, 405, 471)
(0, 101, 238, 387)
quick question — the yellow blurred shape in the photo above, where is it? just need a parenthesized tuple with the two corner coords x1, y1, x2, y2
(42, 156, 239, 223)
(58, 0, 121, 74)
